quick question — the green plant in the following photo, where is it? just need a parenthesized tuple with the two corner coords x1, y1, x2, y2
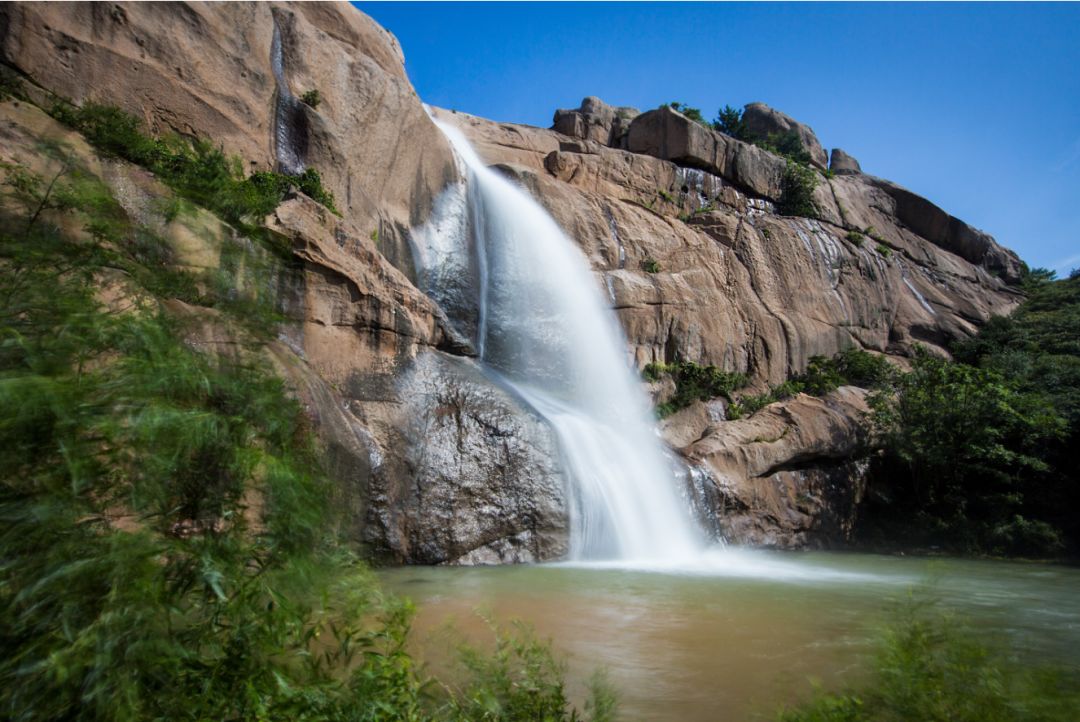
(371, 228, 380, 243)
(300, 88, 321, 108)
(662, 101, 707, 127)
(0, 128, 607, 720)
(644, 361, 749, 417)
(758, 131, 813, 165)
(657, 189, 674, 203)
(777, 159, 819, 218)
(875, 243, 892, 258)
(777, 596, 1080, 722)
(642, 257, 661, 273)
(48, 101, 340, 221)
(712, 104, 751, 141)
(845, 230, 865, 246)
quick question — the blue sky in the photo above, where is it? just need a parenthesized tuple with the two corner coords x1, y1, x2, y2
(358, 2, 1079, 274)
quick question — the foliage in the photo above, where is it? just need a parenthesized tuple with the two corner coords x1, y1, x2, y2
(777, 596, 1080, 722)
(845, 230, 865, 246)
(642, 257, 661, 274)
(777, 159, 819, 218)
(444, 620, 617, 722)
(0, 145, 605, 719)
(875, 243, 892, 259)
(643, 361, 748, 418)
(662, 101, 707, 126)
(758, 130, 813, 165)
(712, 104, 751, 141)
(48, 101, 339, 221)
(300, 89, 322, 109)
(656, 189, 674, 204)
(726, 349, 895, 421)
(865, 347, 1067, 555)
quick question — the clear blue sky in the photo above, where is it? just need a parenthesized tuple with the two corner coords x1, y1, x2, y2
(357, 2, 1079, 274)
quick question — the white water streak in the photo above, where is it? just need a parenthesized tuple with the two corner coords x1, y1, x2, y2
(425, 118, 702, 562)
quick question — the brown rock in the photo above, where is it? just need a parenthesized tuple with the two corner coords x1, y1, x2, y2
(742, 101, 829, 170)
(829, 148, 862, 175)
(552, 96, 640, 148)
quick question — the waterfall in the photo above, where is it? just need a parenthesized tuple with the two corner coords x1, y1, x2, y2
(417, 116, 703, 562)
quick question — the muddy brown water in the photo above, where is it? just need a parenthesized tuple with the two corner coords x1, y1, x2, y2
(380, 549, 1080, 721)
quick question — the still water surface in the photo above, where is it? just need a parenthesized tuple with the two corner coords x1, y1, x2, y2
(381, 550, 1080, 721)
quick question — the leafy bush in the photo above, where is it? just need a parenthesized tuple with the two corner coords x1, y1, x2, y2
(777, 159, 819, 218)
(49, 101, 339, 222)
(777, 597, 1080, 722)
(0, 138, 605, 720)
(712, 104, 751, 141)
(644, 361, 748, 418)
(875, 243, 892, 258)
(300, 88, 322, 108)
(642, 257, 661, 273)
(758, 130, 813, 165)
(864, 347, 1067, 554)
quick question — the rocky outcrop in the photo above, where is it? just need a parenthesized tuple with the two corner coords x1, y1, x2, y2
(664, 389, 870, 547)
(626, 105, 786, 199)
(432, 98, 1022, 547)
(829, 148, 861, 175)
(1, 3, 1031, 556)
(0, 0, 459, 268)
(552, 96, 639, 148)
(742, 101, 829, 170)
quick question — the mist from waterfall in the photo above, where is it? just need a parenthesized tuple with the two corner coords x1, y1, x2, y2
(415, 115, 703, 562)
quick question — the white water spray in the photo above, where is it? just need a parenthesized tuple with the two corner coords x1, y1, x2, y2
(417, 115, 702, 562)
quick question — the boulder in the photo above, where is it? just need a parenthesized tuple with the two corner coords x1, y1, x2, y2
(552, 95, 640, 148)
(626, 105, 786, 199)
(829, 148, 861, 175)
(742, 102, 829, 170)
(678, 388, 871, 548)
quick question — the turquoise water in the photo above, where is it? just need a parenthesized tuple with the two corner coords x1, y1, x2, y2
(381, 550, 1080, 721)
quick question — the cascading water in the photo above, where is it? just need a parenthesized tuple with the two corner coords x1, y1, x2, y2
(416, 115, 703, 562)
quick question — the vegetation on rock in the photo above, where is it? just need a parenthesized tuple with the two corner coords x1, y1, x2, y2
(644, 361, 749, 417)
(49, 101, 340, 219)
(661, 101, 707, 126)
(862, 273, 1080, 556)
(777, 159, 819, 219)
(0, 99, 609, 721)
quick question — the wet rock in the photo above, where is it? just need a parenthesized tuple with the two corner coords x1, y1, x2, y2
(368, 353, 569, 564)
(677, 388, 871, 547)
(742, 101, 829, 170)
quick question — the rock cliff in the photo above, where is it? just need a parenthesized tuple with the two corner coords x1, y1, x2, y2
(1, 2, 1024, 557)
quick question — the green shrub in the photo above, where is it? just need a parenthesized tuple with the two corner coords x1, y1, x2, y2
(657, 189, 674, 203)
(1, 143, 605, 720)
(300, 88, 322, 108)
(875, 243, 892, 258)
(758, 131, 813, 165)
(777, 159, 819, 218)
(49, 101, 339, 222)
(845, 230, 865, 246)
(777, 597, 1080, 722)
(642, 257, 661, 273)
(644, 361, 748, 417)
(712, 104, 751, 141)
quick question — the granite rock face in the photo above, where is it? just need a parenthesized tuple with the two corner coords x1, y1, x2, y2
(742, 101, 830, 170)
(1, 3, 1029, 555)
(433, 97, 1022, 546)
(552, 95, 640, 148)
(829, 148, 862, 175)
